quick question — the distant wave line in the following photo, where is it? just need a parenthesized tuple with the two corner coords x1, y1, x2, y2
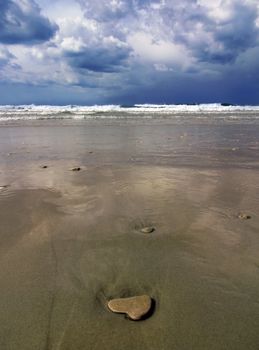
(0, 103, 259, 121)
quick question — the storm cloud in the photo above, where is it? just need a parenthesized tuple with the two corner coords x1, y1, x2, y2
(160, 0, 259, 64)
(65, 46, 131, 73)
(0, 0, 58, 44)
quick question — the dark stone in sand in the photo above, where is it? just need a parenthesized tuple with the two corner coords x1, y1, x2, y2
(70, 167, 81, 171)
(89, 151, 93, 154)
(140, 227, 155, 234)
(107, 295, 152, 321)
(40, 165, 48, 169)
(238, 213, 251, 220)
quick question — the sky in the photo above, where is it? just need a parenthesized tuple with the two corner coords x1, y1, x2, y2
(0, 0, 259, 105)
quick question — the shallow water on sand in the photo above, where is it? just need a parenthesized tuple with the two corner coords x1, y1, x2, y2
(0, 119, 259, 350)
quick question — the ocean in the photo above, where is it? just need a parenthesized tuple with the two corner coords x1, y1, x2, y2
(1, 103, 259, 123)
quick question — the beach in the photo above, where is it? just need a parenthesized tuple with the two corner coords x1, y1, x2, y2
(1, 111, 259, 349)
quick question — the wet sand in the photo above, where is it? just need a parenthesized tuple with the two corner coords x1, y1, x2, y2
(1, 119, 259, 349)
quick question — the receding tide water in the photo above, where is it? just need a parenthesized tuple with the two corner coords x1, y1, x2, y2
(0, 105, 259, 350)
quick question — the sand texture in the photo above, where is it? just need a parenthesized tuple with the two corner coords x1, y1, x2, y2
(0, 118, 259, 349)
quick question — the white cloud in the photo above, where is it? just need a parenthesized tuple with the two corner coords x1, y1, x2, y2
(128, 31, 193, 70)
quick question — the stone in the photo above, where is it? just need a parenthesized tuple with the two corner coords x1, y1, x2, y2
(140, 227, 155, 234)
(107, 295, 152, 321)
(70, 167, 81, 171)
(238, 213, 251, 220)
(40, 165, 48, 169)
(0, 185, 8, 190)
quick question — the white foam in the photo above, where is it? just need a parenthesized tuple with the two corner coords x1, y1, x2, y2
(0, 103, 259, 121)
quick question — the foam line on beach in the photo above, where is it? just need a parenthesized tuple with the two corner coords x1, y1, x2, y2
(0, 103, 259, 122)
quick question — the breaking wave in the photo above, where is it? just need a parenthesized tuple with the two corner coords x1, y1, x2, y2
(0, 103, 259, 122)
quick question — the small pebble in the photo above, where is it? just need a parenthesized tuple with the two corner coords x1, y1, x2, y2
(40, 165, 48, 169)
(238, 213, 251, 220)
(70, 167, 81, 171)
(108, 295, 152, 321)
(180, 133, 188, 139)
(140, 227, 155, 234)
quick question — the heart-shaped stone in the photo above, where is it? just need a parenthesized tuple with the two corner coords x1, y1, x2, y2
(107, 295, 152, 321)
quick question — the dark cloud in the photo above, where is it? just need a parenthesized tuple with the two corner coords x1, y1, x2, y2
(159, 0, 259, 64)
(65, 46, 130, 73)
(75, 0, 151, 21)
(213, 3, 258, 61)
(76, 0, 131, 21)
(0, 0, 58, 45)
(193, 3, 259, 64)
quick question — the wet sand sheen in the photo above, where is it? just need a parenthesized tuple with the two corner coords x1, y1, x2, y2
(0, 121, 259, 349)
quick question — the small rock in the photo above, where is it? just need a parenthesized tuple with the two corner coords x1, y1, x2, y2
(0, 185, 8, 190)
(140, 227, 155, 234)
(70, 167, 81, 171)
(238, 213, 251, 220)
(108, 295, 152, 321)
(180, 133, 188, 139)
(89, 151, 93, 154)
(40, 165, 48, 169)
